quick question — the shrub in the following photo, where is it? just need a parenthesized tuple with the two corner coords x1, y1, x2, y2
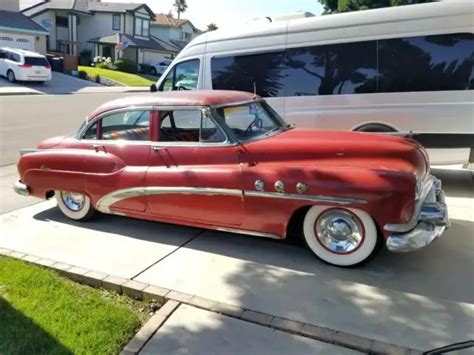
(139, 64, 151, 74)
(114, 59, 137, 73)
(96, 62, 109, 69)
(78, 70, 88, 79)
(94, 75, 101, 83)
(91, 56, 112, 69)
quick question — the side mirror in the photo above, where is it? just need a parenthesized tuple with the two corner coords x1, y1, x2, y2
(150, 83, 157, 92)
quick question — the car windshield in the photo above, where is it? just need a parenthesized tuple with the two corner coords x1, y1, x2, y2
(215, 102, 286, 142)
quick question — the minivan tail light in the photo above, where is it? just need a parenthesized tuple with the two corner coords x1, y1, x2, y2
(20, 64, 33, 68)
(45, 64, 51, 69)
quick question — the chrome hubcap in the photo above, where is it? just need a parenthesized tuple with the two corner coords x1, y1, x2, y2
(315, 209, 364, 254)
(61, 192, 85, 211)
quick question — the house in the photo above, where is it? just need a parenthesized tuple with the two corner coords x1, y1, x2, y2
(22, 0, 179, 66)
(151, 13, 201, 51)
(0, 0, 48, 53)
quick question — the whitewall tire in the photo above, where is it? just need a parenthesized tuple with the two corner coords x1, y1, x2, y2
(55, 191, 95, 221)
(303, 205, 379, 267)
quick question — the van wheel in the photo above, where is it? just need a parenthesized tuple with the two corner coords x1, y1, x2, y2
(7, 70, 15, 83)
(302, 206, 380, 267)
(356, 124, 396, 133)
(55, 191, 95, 221)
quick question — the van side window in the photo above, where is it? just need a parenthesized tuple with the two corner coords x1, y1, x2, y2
(159, 59, 200, 91)
(211, 32, 473, 96)
(212, 52, 286, 97)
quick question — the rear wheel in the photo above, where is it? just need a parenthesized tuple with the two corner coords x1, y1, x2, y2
(302, 206, 380, 267)
(7, 70, 15, 83)
(55, 191, 95, 221)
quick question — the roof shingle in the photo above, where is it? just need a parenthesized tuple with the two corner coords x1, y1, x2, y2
(0, 9, 49, 34)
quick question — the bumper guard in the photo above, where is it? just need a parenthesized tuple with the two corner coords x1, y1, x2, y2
(386, 177, 450, 252)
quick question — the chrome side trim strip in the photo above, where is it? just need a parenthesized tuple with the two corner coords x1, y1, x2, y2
(20, 149, 41, 156)
(212, 226, 281, 240)
(96, 186, 366, 213)
(96, 186, 243, 213)
(244, 191, 367, 205)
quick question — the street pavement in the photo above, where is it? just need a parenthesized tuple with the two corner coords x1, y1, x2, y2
(0, 167, 472, 352)
(0, 92, 144, 167)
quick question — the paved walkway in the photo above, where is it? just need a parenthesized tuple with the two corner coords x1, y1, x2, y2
(0, 168, 472, 353)
(140, 304, 360, 355)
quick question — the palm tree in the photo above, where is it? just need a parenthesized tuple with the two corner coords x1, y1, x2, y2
(206, 23, 218, 32)
(173, 0, 188, 20)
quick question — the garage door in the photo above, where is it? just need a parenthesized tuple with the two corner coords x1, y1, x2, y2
(0, 33, 35, 51)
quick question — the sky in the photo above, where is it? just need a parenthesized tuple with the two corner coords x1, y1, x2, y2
(21, 0, 324, 30)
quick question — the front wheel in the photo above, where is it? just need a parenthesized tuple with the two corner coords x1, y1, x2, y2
(303, 206, 380, 267)
(7, 70, 15, 83)
(55, 191, 95, 221)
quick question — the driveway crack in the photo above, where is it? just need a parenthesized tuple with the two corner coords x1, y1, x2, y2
(131, 229, 205, 280)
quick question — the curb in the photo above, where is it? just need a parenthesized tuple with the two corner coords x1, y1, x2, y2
(0, 248, 422, 355)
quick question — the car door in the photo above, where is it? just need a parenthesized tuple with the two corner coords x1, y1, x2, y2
(78, 108, 156, 213)
(145, 107, 243, 226)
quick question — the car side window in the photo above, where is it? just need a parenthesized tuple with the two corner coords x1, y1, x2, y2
(83, 110, 151, 141)
(0, 50, 6, 59)
(159, 59, 200, 91)
(159, 110, 226, 143)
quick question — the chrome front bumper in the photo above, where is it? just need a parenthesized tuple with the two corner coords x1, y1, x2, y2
(13, 180, 30, 196)
(385, 177, 450, 253)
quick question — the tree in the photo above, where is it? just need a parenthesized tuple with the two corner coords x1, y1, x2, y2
(173, 0, 188, 19)
(318, 0, 433, 14)
(206, 23, 218, 32)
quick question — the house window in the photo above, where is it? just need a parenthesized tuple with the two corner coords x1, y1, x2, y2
(113, 14, 121, 31)
(56, 16, 68, 27)
(134, 17, 150, 37)
(181, 32, 191, 41)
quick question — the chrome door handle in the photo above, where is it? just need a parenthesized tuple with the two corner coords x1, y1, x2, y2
(152, 145, 165, 152)
(92, 144, 105, 152)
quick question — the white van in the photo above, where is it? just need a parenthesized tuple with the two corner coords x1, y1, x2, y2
(0, 48, 52, 83)
(151, 2, 474, 165)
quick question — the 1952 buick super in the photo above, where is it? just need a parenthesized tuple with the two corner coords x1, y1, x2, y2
(14, 91, 449, 266)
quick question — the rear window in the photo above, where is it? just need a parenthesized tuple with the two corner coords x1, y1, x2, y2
(24, 57, 49, 66)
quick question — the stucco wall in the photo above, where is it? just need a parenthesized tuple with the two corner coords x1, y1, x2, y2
(30, 10, 55, 50)
(77, 12, 123, 53)
(0, 0, 20, 12)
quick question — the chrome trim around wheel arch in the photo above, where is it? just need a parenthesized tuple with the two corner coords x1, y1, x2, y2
(96, 186, 366, 213)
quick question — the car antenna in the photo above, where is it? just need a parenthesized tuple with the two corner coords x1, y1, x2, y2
(253, 82, 257, 99)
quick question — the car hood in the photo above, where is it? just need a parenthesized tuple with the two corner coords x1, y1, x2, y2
(244, 128, 429, 177)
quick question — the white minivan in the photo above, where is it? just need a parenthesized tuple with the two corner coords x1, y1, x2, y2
(151, 2, 474, 165)
(0, 48, 52, 83)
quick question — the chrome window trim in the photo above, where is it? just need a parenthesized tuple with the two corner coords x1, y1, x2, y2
(77, 105, 237, 148)
(76, 106, 155, 139)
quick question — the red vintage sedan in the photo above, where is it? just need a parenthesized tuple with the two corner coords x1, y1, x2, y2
(14, 91, 449, 266)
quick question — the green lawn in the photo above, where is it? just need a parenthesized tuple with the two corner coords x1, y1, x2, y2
(78, 66, 155, 87)
(0, 256, 151, 355)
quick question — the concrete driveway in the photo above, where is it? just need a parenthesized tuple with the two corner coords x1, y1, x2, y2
(0, 71, 103, 95)
(0, 168, 472, 352)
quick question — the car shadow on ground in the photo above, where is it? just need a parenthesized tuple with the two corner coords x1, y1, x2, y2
(29, 168, 473, 352)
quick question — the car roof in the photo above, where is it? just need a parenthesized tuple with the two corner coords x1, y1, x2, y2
(0, 47, 45, 57)
(87, 90, 261, 121)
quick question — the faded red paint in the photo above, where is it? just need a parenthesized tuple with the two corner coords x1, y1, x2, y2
(17, 91, 430, 240)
